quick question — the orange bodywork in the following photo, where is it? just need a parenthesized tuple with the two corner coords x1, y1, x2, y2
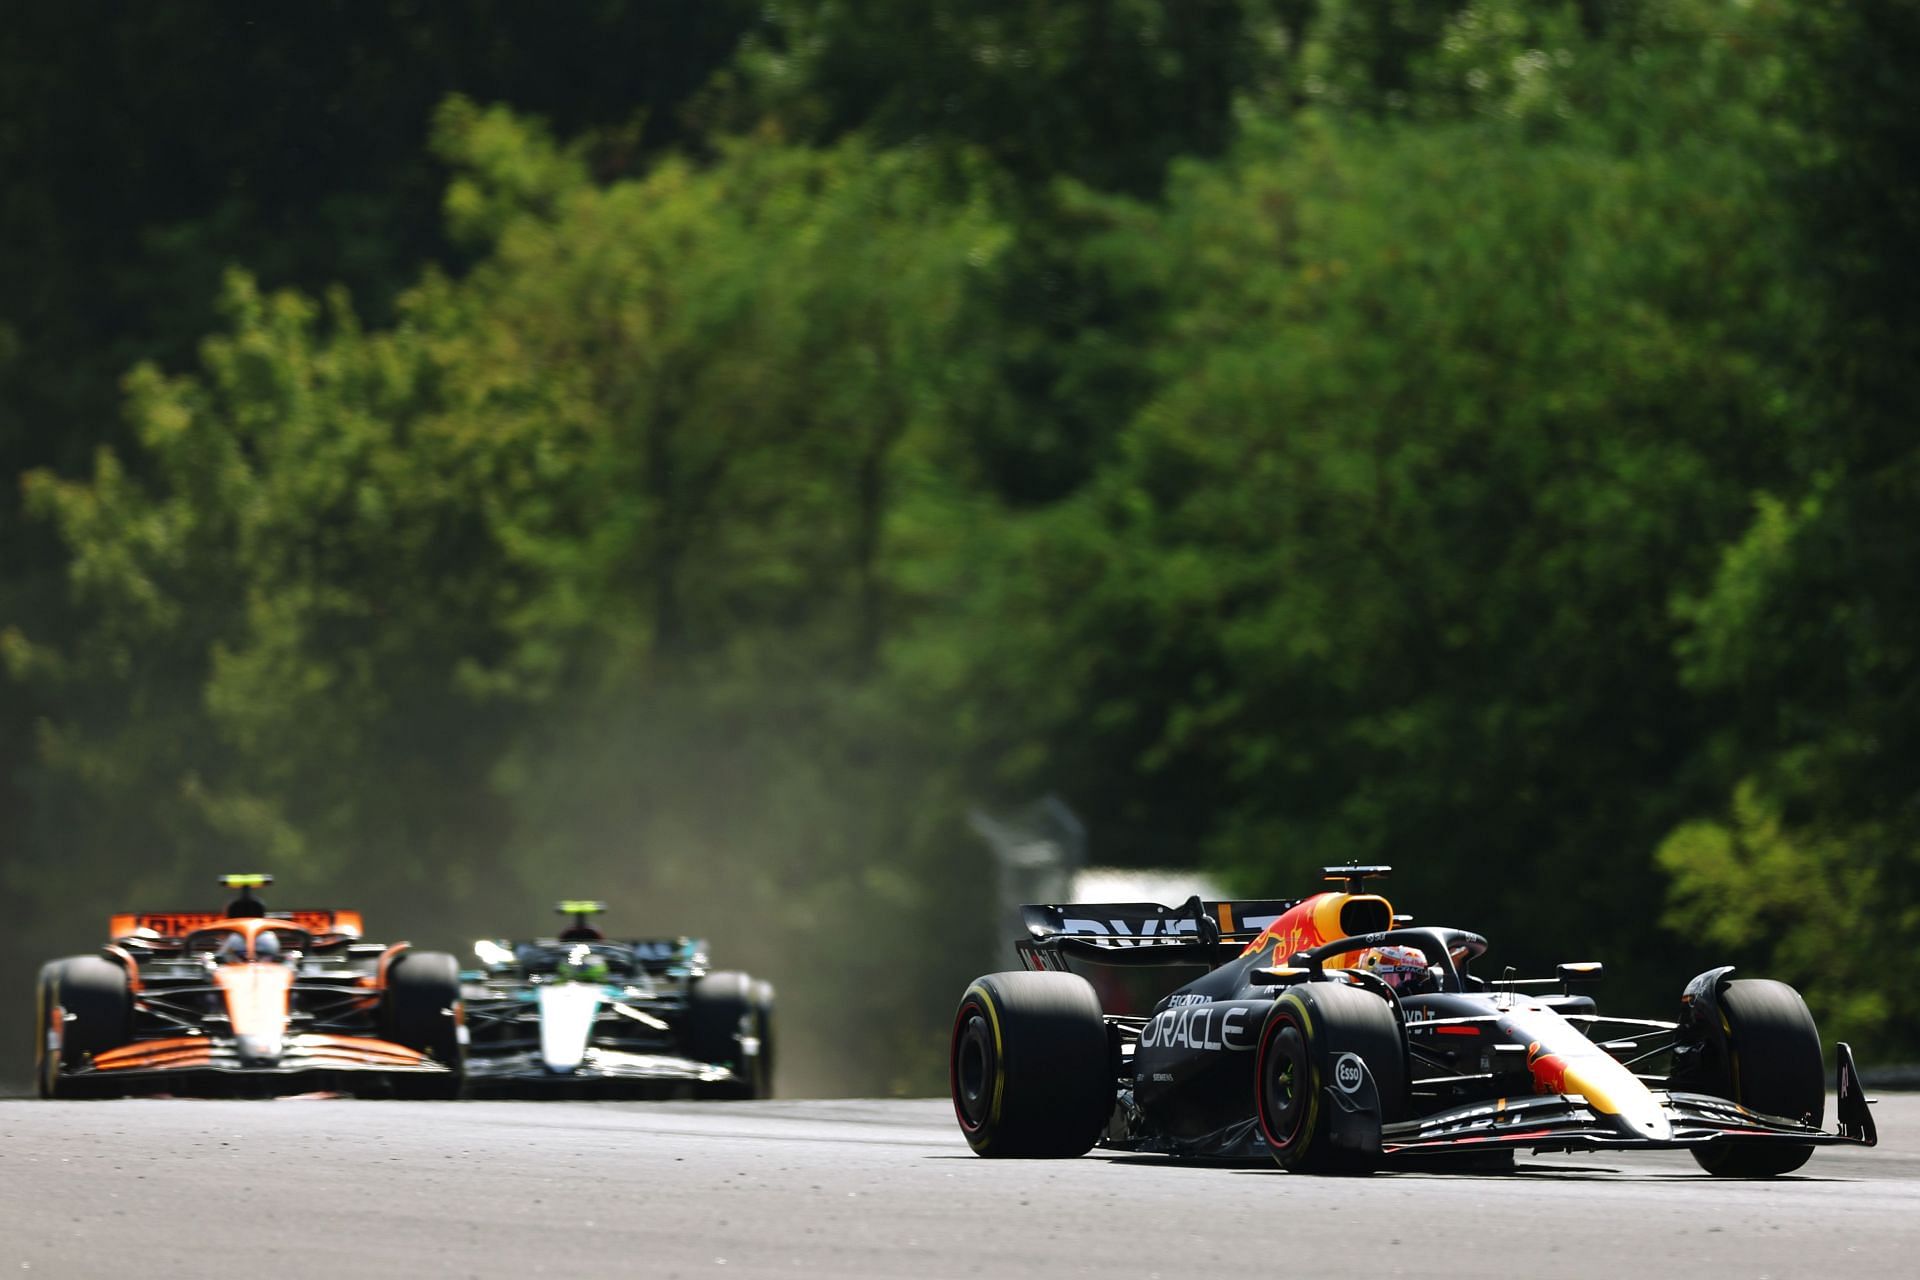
(101, 944, 143, 992)
(109, 909, 365, 939)
(1522, 1029, 1646, 1119)
(81, 914, 428, 1076)
(90, 1035, 434, 1074)
(375, 942, 412, 990)
(91, 1039, 216, 1072)
(212, 963, 294, 1040)
(62, 898, 455, 1086)
(1238, 891, 1395, 968)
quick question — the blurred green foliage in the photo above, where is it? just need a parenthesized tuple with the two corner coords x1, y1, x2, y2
(3, 1, 1917, 1088)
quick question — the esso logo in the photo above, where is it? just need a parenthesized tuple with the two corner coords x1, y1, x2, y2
(1333, 1052, 1366, 1094)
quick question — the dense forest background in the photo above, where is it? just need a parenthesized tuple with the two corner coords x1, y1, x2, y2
(3, 1, 1915, 1092)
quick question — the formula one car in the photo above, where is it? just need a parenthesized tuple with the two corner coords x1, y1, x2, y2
(950, 866, 1878, 1175)
(36, 874, 463, 1098)
(460, 901, 773, 1098)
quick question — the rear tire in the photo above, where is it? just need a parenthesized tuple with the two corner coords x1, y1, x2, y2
(39, 956, 132, 1099)
(1686, 979, 1824, 1177)
(382, 950, 463, 1100)
(1254, 982, 1407, 1174)
(949, 971, 1111, 1158)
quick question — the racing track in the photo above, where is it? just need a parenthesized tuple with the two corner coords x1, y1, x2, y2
(2, 1094, 1915, 1278)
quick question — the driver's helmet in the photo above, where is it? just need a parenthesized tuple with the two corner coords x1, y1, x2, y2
(217, 932, 249, 964)
(1357, 944, 1434, 994)
(254, 930, 282, 962)
(556, 945, 609, 985)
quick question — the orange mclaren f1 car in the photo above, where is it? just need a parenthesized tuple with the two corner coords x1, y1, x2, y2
(35, 874, 463, 1098)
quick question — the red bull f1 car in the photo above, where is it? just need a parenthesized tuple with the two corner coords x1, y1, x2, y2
(950, 866, 1878, 1175)
(35, 875, 463, 1098)
(459, 901, 774, 1098)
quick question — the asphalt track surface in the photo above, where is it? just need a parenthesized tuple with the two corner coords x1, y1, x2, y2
(1, 1094, 1915, 1279)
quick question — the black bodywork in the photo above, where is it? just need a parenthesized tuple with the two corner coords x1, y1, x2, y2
(1015, 894, 1878, 1165)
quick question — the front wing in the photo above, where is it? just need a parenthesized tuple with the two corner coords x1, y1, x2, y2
(70, 1034, 449, 1083)
(1380, 1043, 1878, 1158)
(464, 1046, 739, 1086)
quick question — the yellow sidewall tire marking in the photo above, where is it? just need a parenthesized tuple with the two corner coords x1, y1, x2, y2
(1274, 992, 1322, 1153)
(963, 983, 1009, 1151)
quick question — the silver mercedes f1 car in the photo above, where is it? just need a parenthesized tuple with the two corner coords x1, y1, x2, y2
(461, 902, 773, 1098)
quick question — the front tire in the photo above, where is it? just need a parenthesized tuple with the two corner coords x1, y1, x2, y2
(689, 971, 771, 1099)
(38, 956, 132, 1099)
(35, 962, 59, 1099)
(382, 950, 463, 1099)
(949, 971, 1111, 1158)
(1686, 979, 1824, 1177)
(747, 978, 775, 1098)
(1254, 982, 1407, 1174)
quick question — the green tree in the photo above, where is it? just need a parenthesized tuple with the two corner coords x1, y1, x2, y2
(711, 2, 1330, 510)
(1657, 0, 1920, 1057)
(718, 0, 1308, 195)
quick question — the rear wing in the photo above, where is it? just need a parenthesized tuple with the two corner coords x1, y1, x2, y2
(1017, 896, 1300, 968)
(110, 910, 366, 941)
(469, 935, 710, 976)
(625, 938, 706, 972)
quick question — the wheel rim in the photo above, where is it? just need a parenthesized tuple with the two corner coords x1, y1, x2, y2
(1257, 1019, 1310, 1153)
(951, 1002, 994, 1132)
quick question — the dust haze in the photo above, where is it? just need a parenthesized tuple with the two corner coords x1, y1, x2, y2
(2, 678, 1003, 1099)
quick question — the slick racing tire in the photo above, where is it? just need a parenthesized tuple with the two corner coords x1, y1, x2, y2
(690, 971, 772, 1099)
(748, 978, 776, 1098)
(382, 950, 463, 1099)
(1255, 981, 1408, 1174)
(33, 962, 57, 1099)
(38, 956, 132, 1099)
(949, 971, 1111, 1158)
(1687, 978, 1824, 1178)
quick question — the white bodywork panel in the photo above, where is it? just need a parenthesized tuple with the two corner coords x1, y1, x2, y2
(538, 983, 604, 1073)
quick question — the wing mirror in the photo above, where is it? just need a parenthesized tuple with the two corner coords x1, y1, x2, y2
(473, 939, 515, 967)
(1556, 961, 1604, 995)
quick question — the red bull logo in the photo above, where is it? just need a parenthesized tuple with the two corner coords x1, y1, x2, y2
(1240, 892, 1395, 966)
